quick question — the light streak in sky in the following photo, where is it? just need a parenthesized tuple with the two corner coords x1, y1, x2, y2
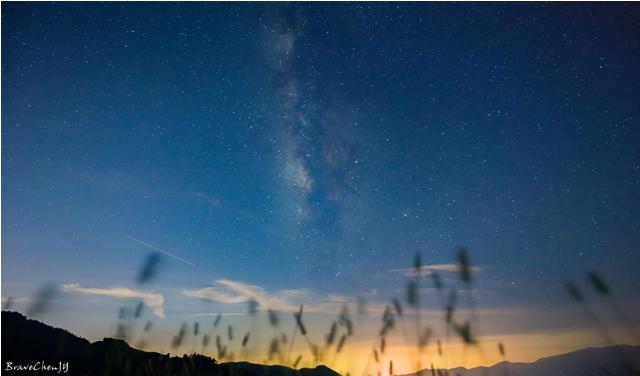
(125, 235, 195, 266)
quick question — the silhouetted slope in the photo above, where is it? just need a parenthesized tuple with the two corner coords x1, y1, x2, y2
(2, 311, 339, 376)
(404, 345, 640, 376)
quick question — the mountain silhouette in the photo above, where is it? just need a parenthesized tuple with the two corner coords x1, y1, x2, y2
(2, 311, 339, 376)
(402, 344, 640, 376)
(4, 310, 640, 376)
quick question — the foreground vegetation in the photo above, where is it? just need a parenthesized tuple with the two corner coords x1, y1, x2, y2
(3, 248, 639, 376)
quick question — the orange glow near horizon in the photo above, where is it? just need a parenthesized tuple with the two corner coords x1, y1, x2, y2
(33, 300, 639, 375)
(311, 330, 626, 375)
(124, 327, 636, 375)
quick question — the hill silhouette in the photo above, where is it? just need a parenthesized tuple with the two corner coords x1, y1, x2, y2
(402, 345, 640, 376)
(2, 311, 339, 376)
(4, 310, 640, 376)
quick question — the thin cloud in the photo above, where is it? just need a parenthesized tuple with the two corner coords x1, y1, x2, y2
(390, 263, 482, 278)
(178, 312, 248, 318)
(192, 192, 220, 208)
(62, 284, 165, 319)
(183, 279, 299, 312)
(182, 278, 360, 314)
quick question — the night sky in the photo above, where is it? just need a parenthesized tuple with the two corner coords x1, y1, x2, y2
(2, 2, 640, 373)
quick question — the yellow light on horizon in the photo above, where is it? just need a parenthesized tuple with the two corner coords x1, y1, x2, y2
(132, 328, 633, 376)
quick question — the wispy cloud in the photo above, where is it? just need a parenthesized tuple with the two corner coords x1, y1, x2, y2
(390, 263, 483, 278)
(183, 279, 301, 312)
(62, 284, 165, 319)
(192, 192, 220, 208)
(182, 278, 362, 314)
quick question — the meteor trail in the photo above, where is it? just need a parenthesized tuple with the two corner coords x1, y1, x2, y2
(126, 235, 195, 267)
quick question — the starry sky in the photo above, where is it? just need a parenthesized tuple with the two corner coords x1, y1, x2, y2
(2, 2, 640, 373)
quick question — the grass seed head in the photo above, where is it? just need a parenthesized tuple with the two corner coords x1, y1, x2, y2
(498, 342, 506, 357)
(294, 305, 307, 336)
(268, 337, 280, 360)
(432, 272, 443, 290)
(336, 334, 347, 353)
(392, 298, 403, 316)
(326, 321, 337, 346)
(137, 253, 161, 284)
(457, 247, 472, 283)
(453, 322, 475, 345)
(26, 284, 58, 318)
(414, 253, 422, 273)
(268, 309, 280, 327)
(588, 271, 610, 295)
(3, 296, 14, 310)
(407, 280, 418, 307)
(565, 281, 585, 302)
(419, 327, 432, 348)
(247, 299, 259, 315)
